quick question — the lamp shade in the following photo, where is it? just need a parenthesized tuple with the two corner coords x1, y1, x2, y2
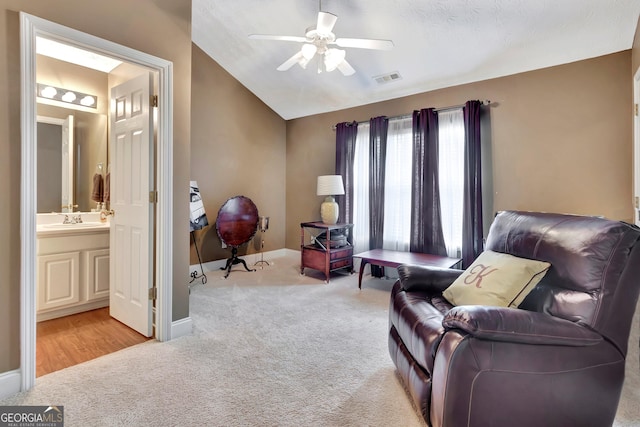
(317, 175, 345, 196)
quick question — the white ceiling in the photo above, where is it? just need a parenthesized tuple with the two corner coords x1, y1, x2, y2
(192, 0, 640, 120)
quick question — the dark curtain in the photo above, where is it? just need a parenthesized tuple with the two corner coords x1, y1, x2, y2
(462, 100, 484, 267)
(369, 116, 388, 276)
(410, 109, 448, 256)
(335, 121, 358, 224)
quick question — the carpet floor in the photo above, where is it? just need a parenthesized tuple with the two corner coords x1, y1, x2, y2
(2, 251, 639, 426)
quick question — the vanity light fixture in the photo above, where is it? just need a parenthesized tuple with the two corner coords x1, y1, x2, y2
(37, 83, 97, 109)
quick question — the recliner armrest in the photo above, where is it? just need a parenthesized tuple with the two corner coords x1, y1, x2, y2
(397, 264, 464, 293)
(442, 305, 603, 346)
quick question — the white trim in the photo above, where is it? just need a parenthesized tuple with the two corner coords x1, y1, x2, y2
(171, 317, 193, 339)
(634, 68, 640, 227)
(36, 115, 65, 125)
(20, 11, 38, 394)
(156, 61, 174, 343)
(37, 299, 108, 322)
(0, 370, 21, 400)
(19, 13, 174, 392)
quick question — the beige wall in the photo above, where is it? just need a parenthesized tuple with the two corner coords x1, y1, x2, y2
(190, 45, 286, 264)
(286, 51, 633, 250)
(0, 0, 191, 374)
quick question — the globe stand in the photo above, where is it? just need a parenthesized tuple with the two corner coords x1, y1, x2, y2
(220, 247, 255, 279)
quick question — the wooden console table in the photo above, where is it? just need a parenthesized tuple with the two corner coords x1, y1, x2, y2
(354, 249, 462, 289)
(300, 222, 354, 283)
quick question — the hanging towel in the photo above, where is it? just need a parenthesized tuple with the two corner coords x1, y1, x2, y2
(103, 172, 110, 203)
(91, 173, 104, 203)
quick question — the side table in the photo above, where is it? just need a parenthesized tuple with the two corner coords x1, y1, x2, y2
(300, 222, 354, 282)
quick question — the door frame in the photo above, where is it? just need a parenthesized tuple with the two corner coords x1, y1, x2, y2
(20, 13, 174, 391)
(634, 67, 640, 226)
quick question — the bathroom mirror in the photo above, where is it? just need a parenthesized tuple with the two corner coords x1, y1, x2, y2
(36, 103, 108, 213)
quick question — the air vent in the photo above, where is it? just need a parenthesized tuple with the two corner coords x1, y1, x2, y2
(373, 71, 402, 84)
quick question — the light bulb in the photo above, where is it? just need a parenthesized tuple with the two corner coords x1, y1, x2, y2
(301, 43, 317, 60)
(80, 96, 95, 106)
(61, 91, 77, 102)
(324, 48, 346, 72)
(40, 86, 57, 98)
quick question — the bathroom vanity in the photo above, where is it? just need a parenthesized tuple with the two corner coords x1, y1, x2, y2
(36, 213, 110, 321)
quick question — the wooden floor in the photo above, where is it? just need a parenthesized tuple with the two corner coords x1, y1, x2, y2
(36, 307, 151, 377)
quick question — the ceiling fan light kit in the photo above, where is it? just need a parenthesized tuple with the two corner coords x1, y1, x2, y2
(249, 8, 393, 76)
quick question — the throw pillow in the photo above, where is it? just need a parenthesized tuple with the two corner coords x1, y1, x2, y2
(442, 250, 551, 308)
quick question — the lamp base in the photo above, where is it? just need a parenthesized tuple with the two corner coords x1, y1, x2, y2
(320, 196, 339, 224)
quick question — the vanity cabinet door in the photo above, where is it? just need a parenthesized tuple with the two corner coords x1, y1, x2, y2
(86, 249, 110, 301)
(37, 251, 81, 311)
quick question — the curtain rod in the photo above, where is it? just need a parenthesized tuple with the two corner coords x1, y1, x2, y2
(331, 99, 490, 131)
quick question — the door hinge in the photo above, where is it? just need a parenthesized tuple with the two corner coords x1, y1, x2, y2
(151, 95, 158, 108)
(635, 196, 639, 209)
(635, 104, 638, 117)
(148, 287, 157, 300)
(149, 191, 158, 203)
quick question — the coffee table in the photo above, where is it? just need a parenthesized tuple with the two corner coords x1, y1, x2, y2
(354, 249, 462, 289)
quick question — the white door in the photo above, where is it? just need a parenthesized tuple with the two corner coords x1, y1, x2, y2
(109, 73, 154, 337)
(634, 69, 640, 227)
(61, 115, 74, 212)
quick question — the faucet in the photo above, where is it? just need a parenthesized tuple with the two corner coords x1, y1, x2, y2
(60, 213, 82, 224)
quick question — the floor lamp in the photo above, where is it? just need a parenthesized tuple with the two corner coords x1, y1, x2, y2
(254, 216, 270, 268)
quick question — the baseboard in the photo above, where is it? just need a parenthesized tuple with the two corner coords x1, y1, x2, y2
(281, 248, 299, 257)
(37, 299, 109, 322)
(171, 316, 193, 339)
(189, 248, 292, 275)
(0, 369, 21, 399)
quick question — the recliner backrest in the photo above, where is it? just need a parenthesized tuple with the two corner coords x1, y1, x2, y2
(485, 210, 640, 355)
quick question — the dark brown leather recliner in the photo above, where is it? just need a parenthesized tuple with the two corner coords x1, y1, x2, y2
(389, 210, 640, 427)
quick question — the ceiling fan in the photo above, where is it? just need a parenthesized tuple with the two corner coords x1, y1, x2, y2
(248, 4, 393, 76)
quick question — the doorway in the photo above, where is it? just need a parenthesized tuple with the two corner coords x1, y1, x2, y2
(20, 13, 174, 391)
(34, 49, 155, 375)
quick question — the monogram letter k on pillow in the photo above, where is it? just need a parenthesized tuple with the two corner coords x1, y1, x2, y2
(443, 250, 551, 308)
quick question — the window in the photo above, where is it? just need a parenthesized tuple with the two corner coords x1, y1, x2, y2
(352, 122, 370, 255)
(352, 110, 465, 256)
(438, 110, 465, 258)
(382, 117, 413, 251)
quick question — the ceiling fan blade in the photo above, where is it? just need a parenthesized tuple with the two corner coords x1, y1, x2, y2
(337, 59, 356, 76)
(249, 34, 307, 43)
(316, 11, 337, 34)
(276, 51, 303, 71)
(334, 38, 394, 50)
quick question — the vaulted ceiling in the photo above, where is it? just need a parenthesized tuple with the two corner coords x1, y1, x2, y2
(192, 0, 640, 120)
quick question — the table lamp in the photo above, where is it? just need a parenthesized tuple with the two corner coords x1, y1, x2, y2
(317, 175, 345, 224)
